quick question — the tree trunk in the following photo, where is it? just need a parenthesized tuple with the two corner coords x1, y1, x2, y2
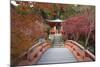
(85, 29, 92, 49)
(75, 33, 79, 41)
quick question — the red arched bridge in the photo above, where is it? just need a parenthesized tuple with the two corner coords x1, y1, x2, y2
(12, 34, 95, 66)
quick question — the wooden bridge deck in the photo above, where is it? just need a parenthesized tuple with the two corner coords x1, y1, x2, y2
(37, 48, 77, 64)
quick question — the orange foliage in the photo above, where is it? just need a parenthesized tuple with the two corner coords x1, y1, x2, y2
(11, 5, 48, 61)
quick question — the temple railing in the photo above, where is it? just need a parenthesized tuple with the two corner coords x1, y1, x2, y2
(64, 40, 95, 62)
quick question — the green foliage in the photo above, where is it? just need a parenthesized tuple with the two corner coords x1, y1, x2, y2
(31, 8, 39, 15)
(78, 40, 85, 47)
(15, 4, 79, 20)
(16, 5, 30, 15)
(40, 9, 51, 19)
(63, 6, 76, 19)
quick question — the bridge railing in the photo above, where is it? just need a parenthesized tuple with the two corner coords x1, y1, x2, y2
(64, 40, 95, 62)
(12, 40, 51, 66)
